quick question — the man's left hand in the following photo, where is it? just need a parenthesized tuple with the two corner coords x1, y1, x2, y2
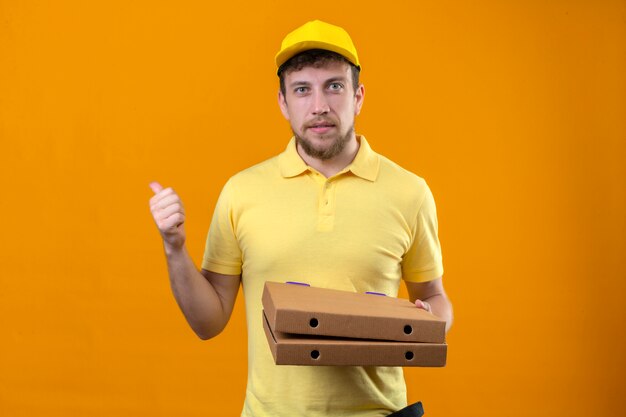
(414, 299, 432, 313)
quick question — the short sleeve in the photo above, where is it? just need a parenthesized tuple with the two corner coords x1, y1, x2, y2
(401, 183, 444, 282)
(201, 179, 243, 275)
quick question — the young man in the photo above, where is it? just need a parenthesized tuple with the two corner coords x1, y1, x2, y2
(149, 20, 453, 417)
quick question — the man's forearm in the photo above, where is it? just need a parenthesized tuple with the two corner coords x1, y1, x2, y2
(164, 245, 229, 339)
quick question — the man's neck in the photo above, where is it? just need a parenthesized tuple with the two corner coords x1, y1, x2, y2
(297, 136, 360, 178)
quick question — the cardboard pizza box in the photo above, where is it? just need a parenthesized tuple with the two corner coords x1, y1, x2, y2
(262, 281, 446, 344)
(263, 311, 447, 367)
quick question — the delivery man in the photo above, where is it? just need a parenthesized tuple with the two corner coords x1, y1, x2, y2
(149, 20, 453, 417)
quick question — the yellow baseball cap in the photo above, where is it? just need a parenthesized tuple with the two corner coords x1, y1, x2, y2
(275, 20, 361, 71)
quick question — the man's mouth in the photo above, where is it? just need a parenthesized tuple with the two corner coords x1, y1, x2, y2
(307, 121, 336, 134)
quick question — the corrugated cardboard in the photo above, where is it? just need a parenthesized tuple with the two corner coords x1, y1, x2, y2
(262, 281, 446, 344)
(263, 311, 447, 367)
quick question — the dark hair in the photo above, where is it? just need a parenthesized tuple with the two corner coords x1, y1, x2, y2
(278, 49, 361, 96)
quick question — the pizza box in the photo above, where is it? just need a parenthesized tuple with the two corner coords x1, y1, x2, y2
(263, 310, 447, 367)
(262, 281, 446, 344)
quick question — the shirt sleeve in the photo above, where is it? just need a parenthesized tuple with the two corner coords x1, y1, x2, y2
(201, 179, 243, 275)
(401, 183, 444, 282)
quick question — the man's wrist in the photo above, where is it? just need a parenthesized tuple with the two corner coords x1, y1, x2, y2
(163, 241, 186, 257)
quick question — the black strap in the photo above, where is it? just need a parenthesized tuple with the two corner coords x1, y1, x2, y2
(386, 401, 424, 417)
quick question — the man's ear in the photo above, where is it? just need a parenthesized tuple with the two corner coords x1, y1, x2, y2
(278, 90, 290, 120)
(354, 84, 365, 116)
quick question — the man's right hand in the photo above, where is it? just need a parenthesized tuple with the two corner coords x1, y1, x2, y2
(149, 181, 186, 252)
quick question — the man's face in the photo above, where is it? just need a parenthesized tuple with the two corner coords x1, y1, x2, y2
(278, 61, 365, 161)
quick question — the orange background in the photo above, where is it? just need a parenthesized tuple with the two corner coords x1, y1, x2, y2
(1, 1, 625, 416)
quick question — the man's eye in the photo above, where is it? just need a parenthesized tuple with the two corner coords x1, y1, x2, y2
(329, 83, 343, 91)
(295, 87, 308, 94)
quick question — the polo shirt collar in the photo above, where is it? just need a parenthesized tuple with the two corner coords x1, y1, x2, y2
(278, 137, 309, 178)
(348, 136, 379, 182)
(278, 135, 380, 182)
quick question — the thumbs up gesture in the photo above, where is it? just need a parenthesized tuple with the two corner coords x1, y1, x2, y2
(149, 181, 186, 251)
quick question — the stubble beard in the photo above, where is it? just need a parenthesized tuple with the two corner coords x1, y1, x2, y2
(294, 124, 355, 161)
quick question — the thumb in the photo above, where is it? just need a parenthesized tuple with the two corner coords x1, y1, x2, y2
(149, 181, 164, 194)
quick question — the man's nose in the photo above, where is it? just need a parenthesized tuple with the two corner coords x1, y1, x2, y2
(311, 90, 330, 115)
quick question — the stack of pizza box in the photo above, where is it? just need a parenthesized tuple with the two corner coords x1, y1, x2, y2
(262, 281, 447, 367)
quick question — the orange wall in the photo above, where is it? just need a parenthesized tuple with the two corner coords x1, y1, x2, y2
(1, 1, 624, 416)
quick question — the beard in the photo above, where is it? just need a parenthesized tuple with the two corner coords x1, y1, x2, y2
(293, 123, 355, 161)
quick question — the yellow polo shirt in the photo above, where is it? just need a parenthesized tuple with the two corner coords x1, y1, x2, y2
(202, 136, 443, 417)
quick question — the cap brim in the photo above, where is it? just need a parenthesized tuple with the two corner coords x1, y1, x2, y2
(275, 40, 360, 70)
